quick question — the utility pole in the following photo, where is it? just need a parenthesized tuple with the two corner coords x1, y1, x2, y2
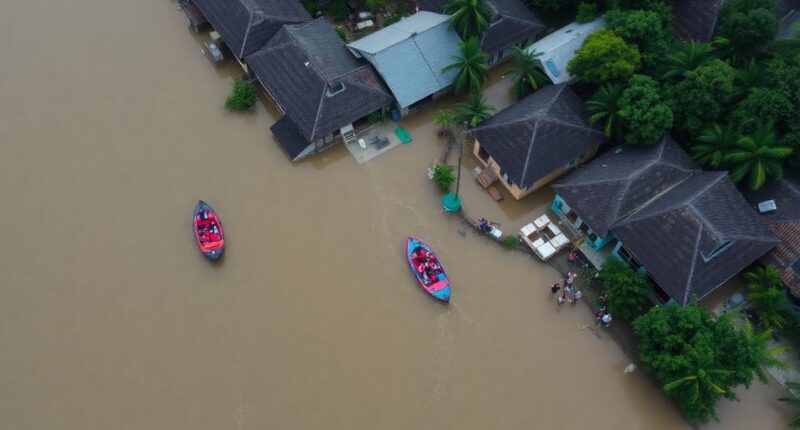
(442, 121, 467, 213)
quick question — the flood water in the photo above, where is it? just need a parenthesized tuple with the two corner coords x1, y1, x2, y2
(0, 0, 792, 428)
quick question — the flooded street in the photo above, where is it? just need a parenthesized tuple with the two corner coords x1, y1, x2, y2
(0, 0, 791, 428)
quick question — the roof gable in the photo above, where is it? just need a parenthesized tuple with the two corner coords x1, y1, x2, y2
(480, 0, 546, 55)
(193, 0, 311, 59)
(472, 84, 604, 189)
(249, 19, 391, 141)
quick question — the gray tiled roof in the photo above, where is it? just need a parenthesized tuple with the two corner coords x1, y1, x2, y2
(415, 0, 545, 55)
(249, 19, 391, 144)
(611, 172, 778, 304)
(670, 0, 726, 42)
(193, 0, 311, 59)
(472, 84, 605, 190)
(744, 177, 800, 293)
(552, 136, 699, 237)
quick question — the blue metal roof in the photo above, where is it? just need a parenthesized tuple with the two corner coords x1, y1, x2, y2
(347, 12, 461, 109)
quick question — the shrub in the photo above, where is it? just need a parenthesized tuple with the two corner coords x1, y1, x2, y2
(384, 14, 402, 26)
(501, 236, 518, 249)
(331, 0, 348, 20)
(367, 111, 382, 124)
(224, 80, 257, 111)
(567, 29, 641, 84)
(432, 164, 455, 189)
(366, 0, 385, 12)
(575, 2, 597, 23)
(336, 26, 348, 42)
(301, 0, 318, 16)
(599, 259, 649, 319)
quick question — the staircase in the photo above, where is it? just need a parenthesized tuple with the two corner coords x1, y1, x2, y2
(340, 124, 357, 147)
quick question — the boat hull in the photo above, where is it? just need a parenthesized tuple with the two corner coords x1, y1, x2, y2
(406, 236, 450, 303)
(193, 200, 225, 260)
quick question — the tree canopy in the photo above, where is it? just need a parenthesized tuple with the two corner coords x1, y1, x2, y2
(443, 37, 490, 96)
(443, 0, 491, 40)
(508, 47, 550, 100)
(567, 29, 641, 84)
(599, 259, 649, 319)
(618, 75, 672, 144)
(671, 59, 736, 138)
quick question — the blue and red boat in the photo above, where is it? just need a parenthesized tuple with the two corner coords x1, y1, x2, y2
(193, 200, 224, 260)
(406, 236, 450, 303)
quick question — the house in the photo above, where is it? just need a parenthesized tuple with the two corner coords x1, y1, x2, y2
(192, 0, 310, 66)
(247, 18, 392, 160)
(776, 0, 800, 40)
(670, 0, 726, 42)
(346, 12, 461, 116)
(416, 0, 546, 65)
(551, 136, 778, 304)
(744, 177, 800, 295)
(525, 19, 604, 85)
(470, 84, 605, 200)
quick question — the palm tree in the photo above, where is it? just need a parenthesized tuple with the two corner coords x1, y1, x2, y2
(712, 36, 742, 65)
(586, 83, 624, 143)
(507, 47, 549, 100)
(663, 343, 732, 404)
(443, 37, 490, 96)
(691, 124, 738, 168)
(734, 59, 762, 97)
(779, 380, 800, 428)
(443, 0, 491, 40)
(726, 122, 794, 190)
(455, 91, 495, 127)
(739, 318, 787, 383)
(744, 265, 789, 329)
(661, 41, 713, 81)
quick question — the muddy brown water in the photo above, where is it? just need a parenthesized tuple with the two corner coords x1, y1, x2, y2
(0, 0, 793, 428)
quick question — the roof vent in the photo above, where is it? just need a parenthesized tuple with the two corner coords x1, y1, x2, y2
(304, 61, 311, 67)
(565, 29, 573, 34)
(758, 200, 777, 213)
(614, 148, 623, 154)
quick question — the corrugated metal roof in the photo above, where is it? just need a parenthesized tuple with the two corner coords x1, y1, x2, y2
(525, 19, 604, 84)
(347, 12, 460, 108)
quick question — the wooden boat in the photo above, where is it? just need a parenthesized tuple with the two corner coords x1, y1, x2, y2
(193, 200, 224, 260)
(406, 236, 450, 303)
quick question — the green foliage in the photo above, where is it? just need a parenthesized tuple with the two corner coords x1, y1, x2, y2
(365, 0, 385, 12)
(671, 59, 736, 137)
(432, 164, 455, 189)
(718, 0, 778, 59)
(575, 2, 597, 23)
(567, 29, 641, 84)
(605, 9, 674, 74)
(739, 318, 788, 383)
(618, 75, 672, 145)
(587, 82, 625, 143)
(301, 0, 318, 16)
(501, 235, 518, 249)
(443, 0, 491, 40)
(336, 26, 348, 42)
(367, 111, 382, 124)
(384, 14, 402, 26)
(599, 259, 649, 319)
(729, 88, 796, 135)
(726, 122, 793, 190)
(508, 47, 550, 100)
(443, 37, 490, 95)
(607, 0, 673, 25)
(455, 92, 496, 127)
(633, 304, 758, 424)
(690, 124, 737, 168)
(661, 41, 713, 81)
(434, 109, 457, 130)
(330, 0, 348, 21)
(783, 132, 800, 172)
(224, 80, 257, 111)
(531, 0, 576, 11)
(745, 265, 790, 329)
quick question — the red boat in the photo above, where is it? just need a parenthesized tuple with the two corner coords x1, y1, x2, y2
(193, 200, 224, 260)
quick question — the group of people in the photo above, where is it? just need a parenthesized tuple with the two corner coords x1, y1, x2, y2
(551, 271, 581, 305)
(411, 247, 442, 286)
(477, 218, 493, 233)
(196, 210, 221, 244)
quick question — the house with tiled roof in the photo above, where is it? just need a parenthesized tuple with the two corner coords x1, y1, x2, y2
(248, 18, 392, 160)
(745, 177, 800, 295)
(192, 0, 311, 64)
(416, 0, 546, 65)
(670, 0, 726, 42)
(470, 84, 605, 199)
(551, 136, 778, 304)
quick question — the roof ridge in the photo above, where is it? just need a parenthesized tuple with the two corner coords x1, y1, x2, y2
(308, 84, 327, 141)
(539, 117, 605, 136)
(239, 13, 255, 58)
(411, 35, 444, 88)
(682, 222, 704, 304)
(519, 119, 540, 184)
(685, 172, 728, 240)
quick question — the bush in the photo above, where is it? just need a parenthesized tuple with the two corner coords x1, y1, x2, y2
(575, 2, 597, 23)
(336, 26, 348, 42)
(567, 29, 641, 84)
(366, 0, 385, 12)
(384, 14, 402, 26)
(599, 259, 649, 319)
(432, 164, 455, 189)
(367, 111, 382, 124)
(331, 0, 348, 20)
(501, 236, 518, 249)
(224, 80, 257, 111)
(301, 0, 318, 16)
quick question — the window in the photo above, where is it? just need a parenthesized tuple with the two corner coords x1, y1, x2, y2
(702, 241, 733, 262)
(477, 145, 490, 163)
